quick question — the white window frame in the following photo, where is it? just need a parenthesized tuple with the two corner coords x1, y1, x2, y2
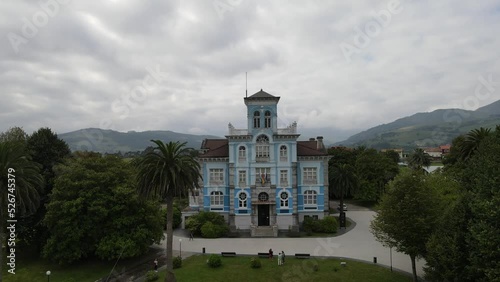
(209, 169, 224, 185)
(303, 190, 317, 206)
(256, 135, 270, 159)
(280, 191, 289, 208)
(238, 192, 248, 208)
(238, 146, 246, 161)
(303, 167, 317, 184)
(210, 191, 224, 208)
(279, 145, 287, 162)
(279, 170, 288, 187)
(238, 170, 246, 187)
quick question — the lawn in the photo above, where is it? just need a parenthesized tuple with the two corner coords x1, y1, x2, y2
(158, 255, 412, 282)
(1, 247, 160, 282)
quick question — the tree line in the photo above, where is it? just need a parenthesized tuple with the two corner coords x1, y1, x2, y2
(370, 126, 500, 282)
(0, 127, 199, 282)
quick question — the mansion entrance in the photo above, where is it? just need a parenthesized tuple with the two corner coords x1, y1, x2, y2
(257, 205, 270, 226)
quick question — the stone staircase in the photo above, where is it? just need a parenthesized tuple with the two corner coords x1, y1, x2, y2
(251, 226, 277, 237)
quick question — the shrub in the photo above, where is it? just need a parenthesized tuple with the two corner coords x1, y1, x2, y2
(207, 254, 222, 268)
(302, 216, 337, 234)
(201, 221, 229, 238)
(250, 257, 262, 269)
(313, 263, 319, 272)
(173, 256, 182, 269)
(318, 216, 337, 233)
(185, 211, 228, 238)
(145, 270, 159, 281)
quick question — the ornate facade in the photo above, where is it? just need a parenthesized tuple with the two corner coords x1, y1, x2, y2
(185, 90, 330, 236)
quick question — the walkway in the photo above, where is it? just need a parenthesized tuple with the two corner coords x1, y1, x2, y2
(156, 209, 425, 277)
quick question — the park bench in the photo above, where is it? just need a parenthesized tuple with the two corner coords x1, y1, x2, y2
(221, 252, 236, 257)
(295, 253, 310, 259)
(258, 252, 269, 258)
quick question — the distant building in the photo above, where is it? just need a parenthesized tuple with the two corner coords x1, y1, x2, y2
(184, 90, 330, 237)
(380, 148, 405, 159)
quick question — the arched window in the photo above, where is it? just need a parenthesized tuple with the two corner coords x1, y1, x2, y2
(210, 191, 224, 207)
(256, 135, 270, 159)
(264, 111, 271, 128)
(238, 146, 246, 161)
(258, 192, 269, 202)
(280, 191, 289, 208)
(304, 190, 317, 205)
(238, 192, 247, 208)
(253, 111, 260, 128)
(280, 145, 287, 162)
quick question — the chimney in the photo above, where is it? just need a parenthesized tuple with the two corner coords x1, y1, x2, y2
(309, 138, 315, 141)
(316, 136, 325, 151)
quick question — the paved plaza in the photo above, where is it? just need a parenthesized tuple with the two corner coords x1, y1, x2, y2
(159, 208, 425, 277)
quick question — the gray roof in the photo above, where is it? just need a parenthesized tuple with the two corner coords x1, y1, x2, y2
(245, 89, 280, 101)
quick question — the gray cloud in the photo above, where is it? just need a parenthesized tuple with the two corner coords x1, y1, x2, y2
(1, 0, 500, 142)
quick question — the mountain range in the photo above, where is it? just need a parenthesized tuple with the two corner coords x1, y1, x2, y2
(59, 100, 500, 153)
(335, 99, 500, 149)
(59, 128, 221, 153)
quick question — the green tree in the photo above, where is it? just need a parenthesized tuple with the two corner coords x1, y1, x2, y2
(355, 149, 399, 201)
(408, 148, 431, 170)
(327, 147, 357, 199)
(370, 170, 438, 282)
(464, 129, 500, 281)
(18, 128, 71, 251)
(460, 127, 491, 161)
(0, 126, 28, 145)
(135, 141, 201, 282)
(0, 141, 44, 281)
(43, 154, 163, 264)
(330, 163, 357, 226)
(382, 150, 400, 164)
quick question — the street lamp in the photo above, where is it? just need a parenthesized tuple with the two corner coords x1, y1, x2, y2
(390, 247, 393, 272)
(46, 270, 51, 282)
(179, 238, 182, 257)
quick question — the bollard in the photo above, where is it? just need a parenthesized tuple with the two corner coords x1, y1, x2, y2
(373, 257, 377, 263)
(203, 247, 206, 254)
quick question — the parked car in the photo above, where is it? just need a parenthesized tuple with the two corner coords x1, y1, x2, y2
(337, 204, 347, 211)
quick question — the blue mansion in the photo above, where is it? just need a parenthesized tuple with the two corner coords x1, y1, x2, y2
(185, 90, 330, 237)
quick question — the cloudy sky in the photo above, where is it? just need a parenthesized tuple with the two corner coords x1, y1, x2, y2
(1, 0, 499, 143)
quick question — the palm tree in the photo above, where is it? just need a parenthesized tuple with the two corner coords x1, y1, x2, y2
(408, 148, 432, 171)
(460, 127, 491, 161)
(331, 163, 357, 227)
(0, 142, 44, 282)
(135, 140, 201, 282)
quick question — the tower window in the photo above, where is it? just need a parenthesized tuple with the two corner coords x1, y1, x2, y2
(264, 111, 271, 128)
(253, 111, 260, 128)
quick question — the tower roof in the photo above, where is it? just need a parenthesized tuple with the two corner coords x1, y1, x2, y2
(245, 89, 280, 102)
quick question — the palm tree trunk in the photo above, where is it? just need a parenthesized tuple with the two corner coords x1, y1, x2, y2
(165, 195, 176, 282)
(410, 254, 418, 282)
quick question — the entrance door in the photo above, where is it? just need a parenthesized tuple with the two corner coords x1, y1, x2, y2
(258, 205, 270, 226)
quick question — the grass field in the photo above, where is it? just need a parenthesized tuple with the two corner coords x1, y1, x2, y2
(159, 255, 412, 282)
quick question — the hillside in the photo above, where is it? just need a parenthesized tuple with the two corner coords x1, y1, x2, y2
(60, 128, 221, 153)
(336, 100, 500, 149)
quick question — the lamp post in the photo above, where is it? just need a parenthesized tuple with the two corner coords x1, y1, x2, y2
(390, 247, 393, 272)
(179, 238, 182, 257)
(46, 270, 51, 282)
